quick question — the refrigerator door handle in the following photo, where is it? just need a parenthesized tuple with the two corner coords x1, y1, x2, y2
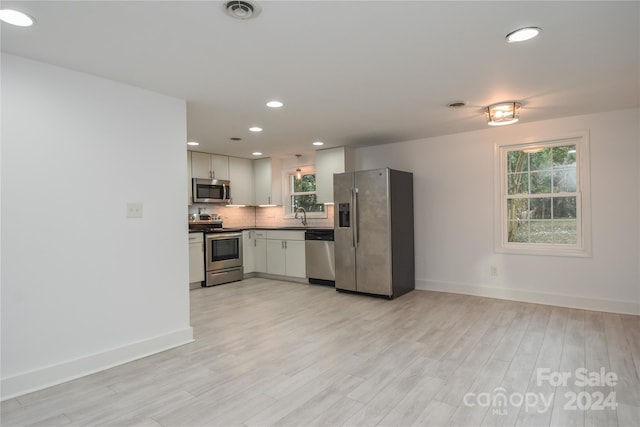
(353, 187, 359, 248)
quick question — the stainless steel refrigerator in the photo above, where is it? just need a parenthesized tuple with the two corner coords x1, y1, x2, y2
(333, 168, 414, 298)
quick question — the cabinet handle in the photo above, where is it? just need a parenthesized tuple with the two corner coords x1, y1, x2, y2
(268, 196, 271, 205)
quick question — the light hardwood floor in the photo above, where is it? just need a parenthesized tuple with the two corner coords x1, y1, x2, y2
(2, 278, 639, 426)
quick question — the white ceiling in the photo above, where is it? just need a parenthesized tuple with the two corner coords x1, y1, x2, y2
(2, 1, 639, 159)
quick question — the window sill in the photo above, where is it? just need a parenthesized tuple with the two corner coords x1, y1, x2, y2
(495, 243, 591, 258)
(283, 212, 328, 220)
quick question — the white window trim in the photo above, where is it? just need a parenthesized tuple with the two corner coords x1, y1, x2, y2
(282, 168, 327, 219)
(494, 131, 592, 257)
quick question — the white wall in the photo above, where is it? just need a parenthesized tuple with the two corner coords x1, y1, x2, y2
(1, 54, 193, 399)
(355, 108, 640, 315)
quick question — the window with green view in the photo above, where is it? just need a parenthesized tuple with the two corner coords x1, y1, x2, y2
(496, 135, 591, 256)
(288, 172, 325, 215)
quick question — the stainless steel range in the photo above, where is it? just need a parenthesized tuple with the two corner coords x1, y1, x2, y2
(204, 231, 243, 286)
(189, 216, 243, 287)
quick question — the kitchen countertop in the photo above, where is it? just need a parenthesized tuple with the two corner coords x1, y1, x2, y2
(188, 225, 333, 233)
(250, 226, 333, 231)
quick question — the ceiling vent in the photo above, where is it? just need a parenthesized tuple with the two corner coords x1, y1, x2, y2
(223, 1, 261, 20)
(447, 101, 467, 108)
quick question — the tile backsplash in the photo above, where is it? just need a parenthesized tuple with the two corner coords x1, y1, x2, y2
(255, 204, 334, 228)
(188, 204, 334, 228)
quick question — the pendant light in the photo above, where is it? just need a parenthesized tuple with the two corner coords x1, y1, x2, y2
(295, 154, 302, 180)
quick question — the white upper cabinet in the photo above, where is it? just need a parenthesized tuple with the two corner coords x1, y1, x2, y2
(254, 157, 282, 206)
(315, 147, 353, 204)
(191, 151, 229, 180)
(228, 157, 254, 205)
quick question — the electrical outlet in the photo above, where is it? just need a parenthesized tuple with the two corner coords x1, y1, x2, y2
(126, 202, 143, 218)
(490, 265, 498, 276)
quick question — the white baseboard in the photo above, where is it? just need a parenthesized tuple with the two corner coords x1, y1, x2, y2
(252, 272, 308, 284)
(416, 280, 640, 316)
(1, 327, 194, 401)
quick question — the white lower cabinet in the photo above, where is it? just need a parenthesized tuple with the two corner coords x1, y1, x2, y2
(266, 239, 287, 276)
(242, 230, 255, 274)
(248, 229, 306, 279)
(284, 240, 306, 278)
(254, 230, 267, 273)
(188, 232, 204, 286)
(265, 230, 306, 278)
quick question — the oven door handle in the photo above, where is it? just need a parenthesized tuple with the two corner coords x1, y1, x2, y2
(206, 232, 243, 240)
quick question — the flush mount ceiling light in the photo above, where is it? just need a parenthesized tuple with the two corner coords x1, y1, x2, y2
(187, 141, 199, 146)
(0, 9, 35, 26)
(312, 141, 324, 146)
(249, 126, 263, 132)
(506, 27, 541, 43)
(252, 151, 262, 156)
(266, 100, 283, 108)
(485, 102, 522, 126)
(223, 1, 261, 20)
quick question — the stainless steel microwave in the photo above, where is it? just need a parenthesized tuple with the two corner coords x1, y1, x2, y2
(192, 178, 231, 203)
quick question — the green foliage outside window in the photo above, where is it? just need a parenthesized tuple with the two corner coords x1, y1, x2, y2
(506, 144, 577, 244)
(290, 173, 324, 213)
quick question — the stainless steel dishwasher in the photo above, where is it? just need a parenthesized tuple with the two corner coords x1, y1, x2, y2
(305, 229, 335, 286)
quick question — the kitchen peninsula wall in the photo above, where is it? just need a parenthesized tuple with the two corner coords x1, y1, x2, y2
(188, 204, 334, 228)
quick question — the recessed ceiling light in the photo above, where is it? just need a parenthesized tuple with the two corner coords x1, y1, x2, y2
(249, 126, 263, 132)
(187, 141, 199, 146)
(252, 151, 263, 156)
(230, 137, 242, 141)
(312, 141, 324, 146)
(0, 9, 35, 26)
(266, 100, 284, 108)
(506, 27, 541, 43)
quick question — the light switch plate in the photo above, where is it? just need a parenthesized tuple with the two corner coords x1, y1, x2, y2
(126, 202, 143, 218)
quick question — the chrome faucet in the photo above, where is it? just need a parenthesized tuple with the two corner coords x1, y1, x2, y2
(294, 206, 308, 227)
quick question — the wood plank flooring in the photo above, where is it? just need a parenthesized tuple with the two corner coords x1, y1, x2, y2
(2, 278, 639, 426)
